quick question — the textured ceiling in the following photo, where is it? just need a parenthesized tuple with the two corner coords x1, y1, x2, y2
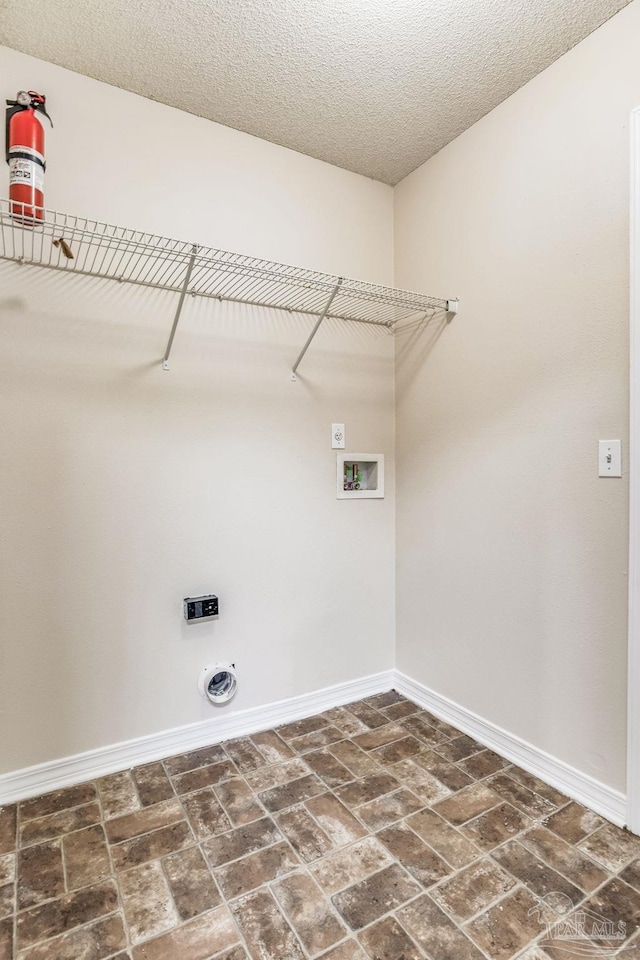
(0, 0, 631, 184)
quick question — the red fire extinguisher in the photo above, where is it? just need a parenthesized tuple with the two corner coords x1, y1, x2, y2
(5, 90, 52, 223)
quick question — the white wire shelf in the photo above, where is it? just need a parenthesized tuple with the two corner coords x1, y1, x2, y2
(0, 199, 458, 376)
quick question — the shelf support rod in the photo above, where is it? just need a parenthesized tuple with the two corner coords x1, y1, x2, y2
(162, 244, 198, 371)
(291, 278, 343, 381)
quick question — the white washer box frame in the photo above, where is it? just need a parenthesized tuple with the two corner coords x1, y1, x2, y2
(337, 453, 384, 499)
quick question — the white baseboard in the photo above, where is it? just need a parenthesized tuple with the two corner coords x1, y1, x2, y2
(393, 670, 626, 827)
(1, 667, 627, 830)
(0, 670, 394, 805)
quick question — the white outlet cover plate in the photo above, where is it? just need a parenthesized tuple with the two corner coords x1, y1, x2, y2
(598, 439, 622, 477)
(332, 423, 345, 449)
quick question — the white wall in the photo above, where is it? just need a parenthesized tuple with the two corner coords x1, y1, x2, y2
(394, 1, 640, 793)
(0, 47, 395, 774)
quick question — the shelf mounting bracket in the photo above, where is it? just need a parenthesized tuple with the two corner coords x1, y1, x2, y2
(162, 244, 199, 370)
(291, 278, 343, 381)
(445, 298, 459, 322)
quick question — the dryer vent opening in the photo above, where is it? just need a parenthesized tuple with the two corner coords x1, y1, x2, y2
(198, 663, 237, 705)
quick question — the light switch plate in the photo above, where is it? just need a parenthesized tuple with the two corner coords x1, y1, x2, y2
(599, 440, 622, 477)
(332, 423, 345, 449)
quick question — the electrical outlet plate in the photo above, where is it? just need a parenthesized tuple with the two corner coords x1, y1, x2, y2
(332, 423, 345, 449)
(184, 595, 219, 621)
(598, 440, 622, 477)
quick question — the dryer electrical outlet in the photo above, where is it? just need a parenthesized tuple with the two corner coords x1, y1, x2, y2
(332, 423, 345, 449)
(184, 595, 219, 621)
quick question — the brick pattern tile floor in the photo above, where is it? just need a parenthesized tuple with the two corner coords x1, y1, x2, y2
(2, 691, 640, 959)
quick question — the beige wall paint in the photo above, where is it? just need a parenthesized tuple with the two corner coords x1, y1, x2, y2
(0, 48, 395, 773)
(394, 1, 640, 792)
(2, 0, 637, 795)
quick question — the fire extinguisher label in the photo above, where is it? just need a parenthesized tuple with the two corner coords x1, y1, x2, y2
(9, 157, 44, 193)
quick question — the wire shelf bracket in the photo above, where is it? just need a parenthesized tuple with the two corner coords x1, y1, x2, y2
(0, 200, 459, 377)
(290, 278, 343, 381)
(162, 243, 198, 371)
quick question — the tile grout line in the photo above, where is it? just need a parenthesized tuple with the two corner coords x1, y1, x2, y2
(13, 778, 130, 960)
(218, 702, 424, 959)
(271, 762, 497, 955)
(373, 808, 553, 954)
(134, 744, 250, 958)
(9, 695, 640, 960)
(266, 876, 314, 960)
(0, 707, 526, 957)
(239, 718, 376, 960)
(455, 835, 640, 957)
(391, 893, 495, 960)
(16, 799, 101, 848)
(117, 781, 633, 960)
(416, 804, 633, 928)
(345, 737, 640, 955)
(75, 779, 130, 960)
(268, 815, 377, 955)
(12, 802, 18, 960)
